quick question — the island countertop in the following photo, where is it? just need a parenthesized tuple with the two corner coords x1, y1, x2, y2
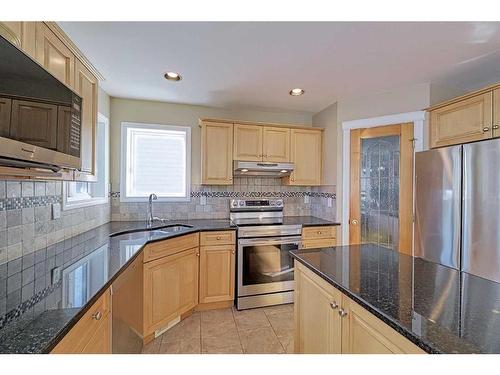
(290, 244, 500, 354)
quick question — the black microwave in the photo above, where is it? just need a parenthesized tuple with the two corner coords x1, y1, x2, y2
(0, 35, 82, 171)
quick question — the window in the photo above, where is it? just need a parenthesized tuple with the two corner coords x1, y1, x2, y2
(120, 122, 191, 202)
(63, 113, 109, 210)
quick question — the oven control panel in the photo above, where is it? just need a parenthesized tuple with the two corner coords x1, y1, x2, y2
(230, 199, 283, 209)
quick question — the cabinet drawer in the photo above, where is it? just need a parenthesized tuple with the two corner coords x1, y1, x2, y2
(143, 233, 199, 263)
(302, 226, 336, 240)
(301, 238, 336, 249)
(200, 231, 235, 246)
(51, 288, 111, 354)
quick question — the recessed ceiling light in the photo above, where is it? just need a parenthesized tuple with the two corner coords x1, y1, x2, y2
(289, 88, 305, 96)
(164, 72, 182, 81)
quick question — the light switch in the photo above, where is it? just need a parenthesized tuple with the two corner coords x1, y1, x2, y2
(200, 196, 207, 205)
(304, 195, 310, 204)
(52, 203, 61, 219)
(51, 267, 61, 285)
(327, 198, 332, 207)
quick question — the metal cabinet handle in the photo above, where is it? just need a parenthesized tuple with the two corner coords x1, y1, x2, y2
(493, 125, 500, 130)
(483, 126, 491, 133)
(330, 301, 339, 310)
(216, 236, 221, 240)
(350, 219, 359, 225)
(338, 308, 348, 317)
(92, 311, 102, 320)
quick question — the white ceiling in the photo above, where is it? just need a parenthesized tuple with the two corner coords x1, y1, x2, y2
(59, 22, 500, 113)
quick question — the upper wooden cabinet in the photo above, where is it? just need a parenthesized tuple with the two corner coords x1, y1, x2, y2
(263, 126, 290, 162)
(0, 22, 35, 57)
(0, 98, 12, 138)
(201, 121, 234, 185)
(234, 124, 263, 161)
(294, 261, 425, 354)
(35, 22, 76, 89)
(233, 124, 291, 162)
(428, 82, 500, 148)
(74, 59, 98, 180)
(284, 128, 322, 186)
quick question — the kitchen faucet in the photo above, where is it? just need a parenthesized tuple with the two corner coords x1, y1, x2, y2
(147, 193, 160, 228)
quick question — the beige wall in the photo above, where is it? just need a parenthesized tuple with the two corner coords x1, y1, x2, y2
(109, 98, 313, 190)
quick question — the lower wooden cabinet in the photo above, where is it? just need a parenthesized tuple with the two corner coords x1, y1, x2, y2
(294, 261, 425, 354)
(51, 288, 111, 354)
(143, 247, 199, 336)
(301, 225, 337, 249)
(199, 244, 235, 304)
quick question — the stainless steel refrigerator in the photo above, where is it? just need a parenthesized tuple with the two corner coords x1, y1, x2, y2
(415, 138, 500, 283)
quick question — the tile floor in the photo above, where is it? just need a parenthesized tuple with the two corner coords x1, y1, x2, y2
(142, 303, 294, 354)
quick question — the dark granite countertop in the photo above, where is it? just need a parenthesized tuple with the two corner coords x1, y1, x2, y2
(291, 244, 500, 354)
(0, 216, 338, 354)
(0, 219, 235, 354)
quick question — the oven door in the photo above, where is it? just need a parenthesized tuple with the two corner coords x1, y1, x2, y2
(237, 236, 300, 297)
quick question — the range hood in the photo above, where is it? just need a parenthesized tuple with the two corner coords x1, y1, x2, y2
(233, 161, 294, 177)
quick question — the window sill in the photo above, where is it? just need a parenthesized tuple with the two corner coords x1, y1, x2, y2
(63, 196, 109, 211)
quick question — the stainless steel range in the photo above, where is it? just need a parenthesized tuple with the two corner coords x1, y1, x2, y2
(230, 199, 301, 310)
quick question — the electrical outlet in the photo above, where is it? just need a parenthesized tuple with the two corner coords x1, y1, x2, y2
(327, 198, 333, 207)
(52, 203, 61, 219)
(200, 196, 207, 205)
(304, 195, 310, 204)
(51, 267, 61, 285)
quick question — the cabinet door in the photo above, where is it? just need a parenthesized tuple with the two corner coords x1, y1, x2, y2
(51, 288, 111, 353)
(294, 262, 342, 353)
(493, 89, 500, 138)
(0, 97, 12, 138)
(143, 248, 199, 335)
(10, 99, 58, 149)
(340, 295, 424, 354)
(0, 21, 35, 56)
(233, 124, 263, 161)
(199, 245, 235, 304)
(201, 122, 233, 184)
(430, 92, 493, 148)
(286, 129, 322, 185)
(263, 126, 290, 162)
(35, 22, 75, 88)
(74, 59, 98, 180)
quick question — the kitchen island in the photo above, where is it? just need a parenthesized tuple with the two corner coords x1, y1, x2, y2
(291, 244, 500, 354)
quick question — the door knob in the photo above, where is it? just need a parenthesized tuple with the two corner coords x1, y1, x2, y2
(338, 309, 348, 317)
(330, 301, 339, 310)
(350, 219, 359, 225)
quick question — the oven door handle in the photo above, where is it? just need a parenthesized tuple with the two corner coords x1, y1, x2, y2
(238, 236, 302, 246)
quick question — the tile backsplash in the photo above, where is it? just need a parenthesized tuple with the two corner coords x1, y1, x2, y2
(111, 177, 337, 222)
(0, 180, 110, 267)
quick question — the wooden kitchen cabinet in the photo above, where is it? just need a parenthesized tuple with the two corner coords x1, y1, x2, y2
(51, 288, 111, 354)
(74, 59, 98, 180)
(143, 247, 199, 336)
(0, 97, 12, 138)
(429, 91, 493, 148)
(10, 99, 58, 150)
(294, 261, 425, 354)
(493, 88, 500, 139)
(201, 121, 234, 185)
(294, 261, 342, 353)
(284, 128, 322, 186)
(263, 126, 290, 162)
(233, 123, 263, 161)
(35, 22, 75, 89)
(301, 226, 337, 249)
(199, 244, 235, 304)
(0, 22, 35, 57)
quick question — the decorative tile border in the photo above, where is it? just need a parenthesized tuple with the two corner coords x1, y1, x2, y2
(0, 279, 62, 330)
(0, 195, 62, 211)
(110, 191, 336, 199)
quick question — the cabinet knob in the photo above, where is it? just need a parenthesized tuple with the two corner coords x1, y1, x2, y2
(196, 253, 200, 257)
(92, 311, 102, 321)
(229, 177, 233, 180)
(493, 125, 500, 130)
(330, 301, 339, 310)
(216, 236, 221, 240)
(231, 250, 235, 254)
(483, 126, 491, 133)
(338, 308, 348, 317)
(317, 231, 322, 235)
(350, 219, 359, 225)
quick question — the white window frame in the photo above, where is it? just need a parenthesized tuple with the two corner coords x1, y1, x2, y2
(120, 121, 191, 203)
(62, 113, 110, 210)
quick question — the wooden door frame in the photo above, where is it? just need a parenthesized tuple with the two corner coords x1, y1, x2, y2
(341, 111, 426, 253)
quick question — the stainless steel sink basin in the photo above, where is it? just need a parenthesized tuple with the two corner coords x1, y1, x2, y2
(111, 223, 194, 237)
